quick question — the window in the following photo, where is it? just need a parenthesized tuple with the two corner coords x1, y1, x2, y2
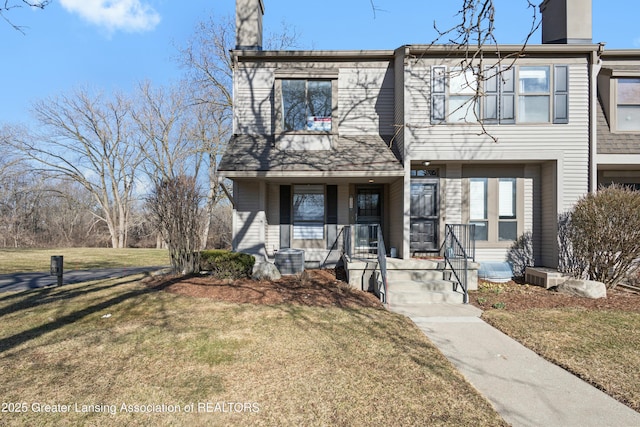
(468, 178, 519, 243)
(292, 185, 324, 239)
(432, 65, 568, 124)
(282, 80, 332, 132)
(432, 67, 478, 123)
(498, 178, 517, 241)
(519, 66, 550, 123)
(469, 178, 488, 241)
(616, 78, 640, 132)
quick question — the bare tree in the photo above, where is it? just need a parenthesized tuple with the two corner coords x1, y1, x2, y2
(1, 0, 50, 33)
(132, 81, 196, 182)
(147, 175, 203, 274)
(178, 14, 300, 249)
(9, 89, 142, 248)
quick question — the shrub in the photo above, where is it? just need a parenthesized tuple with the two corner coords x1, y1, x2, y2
(200, 250, 255, 280)
(506, 231, 534, 279)
(567, 185, 640, 289)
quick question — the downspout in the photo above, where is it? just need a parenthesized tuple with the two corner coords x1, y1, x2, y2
(589, 43, 605, 193)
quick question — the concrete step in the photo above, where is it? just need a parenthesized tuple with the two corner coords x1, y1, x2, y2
(387, 289, 464, 304)
(387, 279, 454, 293)
(386, 269, 445, 282)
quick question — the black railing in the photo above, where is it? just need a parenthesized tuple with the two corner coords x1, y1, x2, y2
(443, 224, 476, 304)
(377, 225, 388, 305)
(343, 224, 388, 304)
(344, 224, 380, 258)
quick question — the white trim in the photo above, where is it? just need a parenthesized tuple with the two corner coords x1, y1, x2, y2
(597, 154, 640, 165)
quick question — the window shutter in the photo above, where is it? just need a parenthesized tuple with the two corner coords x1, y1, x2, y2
(280, 185, 291, 248)
(326, 185, 338, 224)
(500, 67, 515, 123)
(483, 66, 499, 122)
(431, 66, 446, 123)
(326, 185, 338, 250)
(554, 65, 569, 124)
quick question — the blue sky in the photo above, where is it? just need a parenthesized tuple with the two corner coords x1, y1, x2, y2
(2, 0, 639, 127)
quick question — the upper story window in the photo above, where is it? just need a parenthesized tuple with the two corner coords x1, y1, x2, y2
(282, 79, 332, 132)
(616, 78, 640, 132)
(431, 65, 568, 125)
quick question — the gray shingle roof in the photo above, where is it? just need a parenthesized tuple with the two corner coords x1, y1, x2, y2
(597, 100, 640, 154)
(219, 134, 404, 176)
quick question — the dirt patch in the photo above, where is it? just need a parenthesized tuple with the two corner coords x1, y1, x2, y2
(471, 280, 640, 312)
(145, 269, 383, 309)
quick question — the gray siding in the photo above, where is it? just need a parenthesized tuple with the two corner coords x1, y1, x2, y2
(338, 66, 394, 136)
(540, 161, 559, 267)
(234, 66, 274, 134)
(388, 177, 404, 258)
(393, 49, 406, 162)
(233, 180, 267, 260)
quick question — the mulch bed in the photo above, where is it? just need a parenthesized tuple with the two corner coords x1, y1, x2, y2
(470, 280, 640, 312)
(145, 267, 640, 313)
(145, 269, 383, 309)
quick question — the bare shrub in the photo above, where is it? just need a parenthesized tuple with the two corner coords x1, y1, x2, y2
(506, 231, 534, 279)
(147, 176, 203, 275)
(567, 185, 640, 289)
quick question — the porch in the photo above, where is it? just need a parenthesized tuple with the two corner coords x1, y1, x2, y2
(342, 224, 479, 305)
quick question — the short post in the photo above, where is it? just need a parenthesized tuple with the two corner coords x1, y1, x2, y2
(50, 256, 63, 286)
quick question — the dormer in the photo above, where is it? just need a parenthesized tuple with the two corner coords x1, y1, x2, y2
(598, 55, 640, 133)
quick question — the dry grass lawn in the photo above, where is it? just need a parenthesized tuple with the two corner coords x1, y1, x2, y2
(0, 248, 169, 274)
(0, 275, 506, 426)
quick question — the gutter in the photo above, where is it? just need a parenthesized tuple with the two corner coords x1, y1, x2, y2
(590, 43, 605, 193)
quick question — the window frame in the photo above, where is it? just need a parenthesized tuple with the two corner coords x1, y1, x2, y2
(431, 65, 569, 125)
(465, 177, 524, 246)
(615, 77, 640, 132)
(292, 184, 326, 240)
(274, 71, 338, 136)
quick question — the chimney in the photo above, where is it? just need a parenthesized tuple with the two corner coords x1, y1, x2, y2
(540, 0, 592, 44)
(236, 0, 264, 50)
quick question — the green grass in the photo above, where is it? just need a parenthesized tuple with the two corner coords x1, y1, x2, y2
(0, 248, 169, 274)
(483, 308, 640, 412)
(0, 276, 507, 426)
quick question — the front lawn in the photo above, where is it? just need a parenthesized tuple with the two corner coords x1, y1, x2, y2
(0, 274, 506, 426)
(0, 248, 169, 274)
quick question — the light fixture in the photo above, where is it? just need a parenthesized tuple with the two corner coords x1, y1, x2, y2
(422, 161, 431, 167)
(368, 179, 375, 183)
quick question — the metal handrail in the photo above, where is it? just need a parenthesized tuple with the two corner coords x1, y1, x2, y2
(443, 224, 476, 304)
(322, 226, 346, 268)
(377, 225, 388, 305)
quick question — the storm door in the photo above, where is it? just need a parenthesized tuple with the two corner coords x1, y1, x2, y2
(410, 179, 439, 252)
(355, 187, 382, 253)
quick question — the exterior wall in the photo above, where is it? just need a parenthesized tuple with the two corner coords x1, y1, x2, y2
(393, 48, 407, 162)
(234, 66, 274, 134)
(388, 177, 404, 257)
(338, 65, 395, 136)
(540, 161, 559, 267)
(260, 181, 353, 266)
(234, 60, 395, 138)
(401, 57, 590, 266)
(233, 180, 267, 260)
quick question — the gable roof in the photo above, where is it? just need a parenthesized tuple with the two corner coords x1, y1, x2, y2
(219, 134, 404, 178)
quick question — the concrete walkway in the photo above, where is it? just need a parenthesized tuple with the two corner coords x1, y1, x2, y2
(390, 303, 640, 427)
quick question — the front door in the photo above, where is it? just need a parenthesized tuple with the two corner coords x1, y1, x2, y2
(355, 186, 382, 252)
(410, 179, 439, 252)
